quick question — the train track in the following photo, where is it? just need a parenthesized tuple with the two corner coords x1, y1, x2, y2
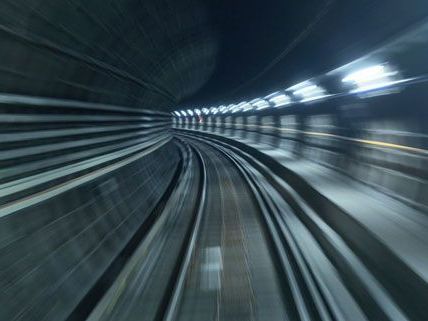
(176, 131, 428, 321)
(86, 138, 206, 321)
(20, 129, 425, 321)
(87, 135, 294, 321)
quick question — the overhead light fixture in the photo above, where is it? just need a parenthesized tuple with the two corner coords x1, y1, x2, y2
(219, 105, 228, 113)
(173, 111, 181, 117)
(250, 98, 269, 110)
(180, 110, 187, 117)
(288, 80, 328, 103)
(187, 109, 194, 116)
(241, 102, 253, 111)
(202, 108, 210, 115)
(228, 104, 240, 113)
(342, 64, 401, 93)
(265, 92, 291, 107)
(235, 101, 253, 112)
(230, 106, 238, 113)
(232, 102, 245, 113)
(225, 104, 234, 113)
(194, 109, 201, 115)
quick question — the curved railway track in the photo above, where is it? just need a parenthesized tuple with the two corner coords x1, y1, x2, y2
(87, 135, 293, 321)
(2, 121, 427, 321)
(175, 131, 428, 321)
(88, 131, 427, 321)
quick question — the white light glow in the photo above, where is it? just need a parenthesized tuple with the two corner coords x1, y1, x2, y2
(288, 80, 312, 91)
(219, 105, 228, 113)
(202, 108, 209, 115)
(194, 109, 201, 115)
(241, 102, 253, 111)
(342, 64, 400, 93)
(226, 104, 235, 113)
(289, 81, 328, 102)
(266, 93, 291, 107)
(174, 111, 181, 117)
(187, 109, 194, 116)
(250, 98, 270, 110)
(228, 104, 239, 113)
(180, 110, 187, 117)
(232, 102, 245, 113)
(233, 101, 253, 113)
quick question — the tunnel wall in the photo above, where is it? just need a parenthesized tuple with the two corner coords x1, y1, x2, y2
(0, 96, 180, 321)
(175, 101, 428, 321)
(175, 82, 428, 211)
(0, 0, 218, 109)
(0, 2, 217, 318)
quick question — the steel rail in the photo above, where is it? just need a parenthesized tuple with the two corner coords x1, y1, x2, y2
(162, 141, 208, 321)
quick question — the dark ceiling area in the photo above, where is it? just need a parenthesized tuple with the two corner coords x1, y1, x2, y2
(1, 0, 428, 111)
(188, 0, 428, 108)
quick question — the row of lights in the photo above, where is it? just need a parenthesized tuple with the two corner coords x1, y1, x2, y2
(173, 63, 406, 118)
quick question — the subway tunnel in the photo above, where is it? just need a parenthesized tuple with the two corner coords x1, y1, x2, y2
(1, 1, 428, 321)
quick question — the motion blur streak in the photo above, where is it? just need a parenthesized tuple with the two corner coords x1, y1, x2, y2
(1, 1, 428, 321)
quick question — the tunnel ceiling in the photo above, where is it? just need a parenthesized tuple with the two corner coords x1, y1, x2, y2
(1, 0, 428, 111)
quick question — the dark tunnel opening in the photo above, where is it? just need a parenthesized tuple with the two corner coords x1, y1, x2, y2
(1, 1, 428, 321)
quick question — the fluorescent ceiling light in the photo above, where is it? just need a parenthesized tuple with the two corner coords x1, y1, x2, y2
(180, 110, 187, 116)
(219, 105, 228, 113)
(210, 107, 219, 115)
(241, 102, 253, 111)
(226, 104, 235, 113)
(232, 102, 246, 113)
(250, 98, 269, 110)
(174, 111, 181, 117)
(187, 109, 194, 116)
(266, 93, 291, 107)
(342, 64, 400, 93)
(288, 81, 328, 103)
(229, 104, 241, 113)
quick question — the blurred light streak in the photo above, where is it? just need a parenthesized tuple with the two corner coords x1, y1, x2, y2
(250, 98, 270, 110)
(342, 64, 407, 94)
(288, 81, 329, 102)
(266, 92, 291, 107)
